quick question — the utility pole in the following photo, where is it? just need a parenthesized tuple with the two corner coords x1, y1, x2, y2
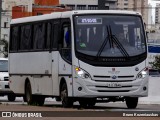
(0, 0, 2, 39)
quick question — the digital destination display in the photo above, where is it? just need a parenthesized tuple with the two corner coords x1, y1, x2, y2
(77, 18, 102, 24)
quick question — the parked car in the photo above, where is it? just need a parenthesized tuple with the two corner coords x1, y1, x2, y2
(0, 58, 16, 101)
(149, 69, 160, 77)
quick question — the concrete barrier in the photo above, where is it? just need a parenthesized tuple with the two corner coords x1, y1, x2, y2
(139, 76, 160, 104)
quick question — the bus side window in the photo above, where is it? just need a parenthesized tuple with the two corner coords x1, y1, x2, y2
(10, 26, 19, 51)
(20, 25, 32, 50)
(46, 20, 59, 51)
(33, 23, 46, 50)
(52, 20, 59, 50)
(46, 22, 52, 50)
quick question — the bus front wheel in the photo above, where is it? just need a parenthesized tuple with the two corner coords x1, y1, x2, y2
(60, 83, 73, 108)
(125, 97, 138, 109)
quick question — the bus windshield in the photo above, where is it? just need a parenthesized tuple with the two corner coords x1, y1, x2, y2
(74, 15, 146, 58)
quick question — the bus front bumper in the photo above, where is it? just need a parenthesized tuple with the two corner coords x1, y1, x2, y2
(73, 77, 148, 97)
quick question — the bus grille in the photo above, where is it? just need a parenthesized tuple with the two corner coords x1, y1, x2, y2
(95, 86, 132, 92)
(97, 90, 130, 92)
(93, 75, 134, 78)
(87, 85, 138, 93)
(95, 86, 132, 88)
(94, 80, 133, 82)
(92, 75, 135, 82)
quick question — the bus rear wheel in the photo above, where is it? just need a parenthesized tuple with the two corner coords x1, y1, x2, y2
(125, 97, 138, 109)
(25, 82, 34, 105)
(60, 83, 73, 108)
(25, 82, 45, 106)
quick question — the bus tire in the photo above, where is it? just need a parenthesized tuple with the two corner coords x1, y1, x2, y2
(7, 94, 16, 101)
(125, 97, 138, 109)
(60, 83, 73, 108)
(25, 82, 34, 105)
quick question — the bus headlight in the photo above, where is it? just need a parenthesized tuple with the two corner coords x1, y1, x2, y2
(137, 68, 148, 79)
(75, 67, 91, 79)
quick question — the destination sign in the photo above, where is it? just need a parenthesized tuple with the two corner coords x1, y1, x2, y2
(77, 18, 102, 24)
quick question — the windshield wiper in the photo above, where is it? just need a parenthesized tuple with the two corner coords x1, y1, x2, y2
(96, 33, 110, 58)
(96, 25, 129, 58)
(109, 25, 129, 57)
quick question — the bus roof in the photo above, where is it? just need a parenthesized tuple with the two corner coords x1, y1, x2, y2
(11, 10, 141, 25)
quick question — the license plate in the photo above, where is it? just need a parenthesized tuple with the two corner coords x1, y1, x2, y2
(106, 82, 122, 88)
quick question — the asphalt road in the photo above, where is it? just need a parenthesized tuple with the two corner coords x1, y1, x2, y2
(1, 96, 160, 111)
(0, 96, 160, 120)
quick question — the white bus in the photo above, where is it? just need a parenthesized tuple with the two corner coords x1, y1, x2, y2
(9, 10, 148, 108)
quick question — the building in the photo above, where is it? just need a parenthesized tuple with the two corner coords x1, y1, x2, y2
(0, 0, 2, 39)
(12, 5, 70, 19)
(35, 0, 59, 6)
(59, 0, 117, 10)
(117, 0, 149, 27)
(155, 3, 160, 24)
(1, 0, 34, 41)
(0, 0, 34, 57)
(147, 4, 153, 30)
(155, 3, 160, 31)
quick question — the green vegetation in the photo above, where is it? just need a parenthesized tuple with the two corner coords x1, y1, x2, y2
(0, 39, 8, 58)
(150, 55, 160, 69)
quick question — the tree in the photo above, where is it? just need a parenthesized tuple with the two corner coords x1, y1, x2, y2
(150, 55, 160, 69)
(0, 39, 8, 58)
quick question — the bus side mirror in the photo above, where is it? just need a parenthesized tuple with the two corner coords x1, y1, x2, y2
(146, 31, 148, 36)
(146, 31, 148, 42)
(144, 22, 146, 30)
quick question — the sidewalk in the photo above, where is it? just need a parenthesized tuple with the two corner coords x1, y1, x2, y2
(139, 96, 160, 105)
(138, 77, 160, 105)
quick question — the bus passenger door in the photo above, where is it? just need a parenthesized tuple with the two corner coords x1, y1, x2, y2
(58, 19, 73, 97)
